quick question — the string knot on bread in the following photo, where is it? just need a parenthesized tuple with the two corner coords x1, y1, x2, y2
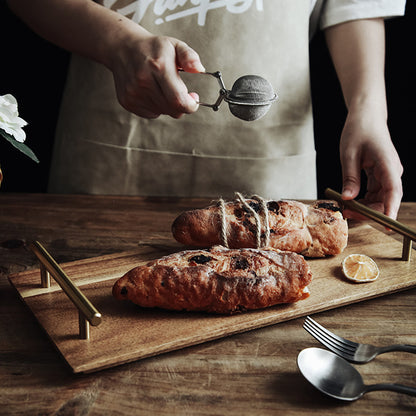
(218, 193, 270, 248)
(172, 194, 348, 257)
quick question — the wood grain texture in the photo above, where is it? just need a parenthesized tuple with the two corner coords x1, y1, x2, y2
(8, 223, 416, 374)
(1, 195, 415, 415)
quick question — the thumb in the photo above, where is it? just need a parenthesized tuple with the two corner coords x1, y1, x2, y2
(341, 156, 361, 201)
(174, 40, 205, 73)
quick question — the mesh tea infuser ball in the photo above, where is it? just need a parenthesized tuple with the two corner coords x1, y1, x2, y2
(226, 75, 277, 121)
(183, 70, 278, 121)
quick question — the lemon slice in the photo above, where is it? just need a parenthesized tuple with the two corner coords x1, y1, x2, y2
(342, 254, 379, 283)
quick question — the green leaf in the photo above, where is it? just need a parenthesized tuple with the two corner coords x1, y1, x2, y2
(0, 129, 40, 163)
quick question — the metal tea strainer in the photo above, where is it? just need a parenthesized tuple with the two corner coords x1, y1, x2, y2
(183, 70, 278, 121)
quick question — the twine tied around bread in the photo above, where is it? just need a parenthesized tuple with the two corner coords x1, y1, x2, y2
(217, 192, 271, 249)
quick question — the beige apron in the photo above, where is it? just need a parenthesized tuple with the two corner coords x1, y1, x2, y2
(48, 0, 316, 199)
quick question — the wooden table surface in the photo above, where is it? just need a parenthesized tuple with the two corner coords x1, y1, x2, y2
(1, 193, 415, 415)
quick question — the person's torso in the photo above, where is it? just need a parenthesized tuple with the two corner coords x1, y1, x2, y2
(49, 0, 317, 198)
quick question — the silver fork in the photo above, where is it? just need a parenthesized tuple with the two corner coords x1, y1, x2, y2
(303, 316, 416, 364)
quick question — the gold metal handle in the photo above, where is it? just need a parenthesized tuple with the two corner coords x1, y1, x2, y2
(30, 241, 102, 339)
(325, 188, 416, 261)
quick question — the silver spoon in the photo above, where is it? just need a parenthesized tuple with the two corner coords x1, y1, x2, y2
(297, 347, 416, 401)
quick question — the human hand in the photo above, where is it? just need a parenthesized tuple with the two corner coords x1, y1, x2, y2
(4, 1, 204, 118)
(339, 110, 403, 220)
(108, 30, 205, 119)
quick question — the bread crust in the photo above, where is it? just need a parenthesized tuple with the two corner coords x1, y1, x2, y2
(171, 198, 348, 257)
(112, 246, 312, 314)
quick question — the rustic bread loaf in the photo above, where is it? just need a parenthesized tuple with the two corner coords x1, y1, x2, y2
(171, 195, 348, 257)
(112, 246, 312, 314)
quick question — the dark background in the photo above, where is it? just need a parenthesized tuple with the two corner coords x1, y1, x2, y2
(0, 2, 414, 200)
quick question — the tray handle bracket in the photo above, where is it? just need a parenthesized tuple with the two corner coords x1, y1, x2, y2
(30, 241, 102, 340)
(325, 188, 416, 261)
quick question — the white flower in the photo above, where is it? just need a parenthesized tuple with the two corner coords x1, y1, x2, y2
(0, 94, 28, 143)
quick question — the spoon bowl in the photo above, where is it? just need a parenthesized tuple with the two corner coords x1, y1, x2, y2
(297, 347, 416, 401)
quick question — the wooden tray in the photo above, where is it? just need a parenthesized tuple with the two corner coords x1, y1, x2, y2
(8, 223, 416, 373)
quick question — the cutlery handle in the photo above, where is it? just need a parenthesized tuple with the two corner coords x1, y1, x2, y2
(379, 344, 416, 355)
(367, 383, 416, 397)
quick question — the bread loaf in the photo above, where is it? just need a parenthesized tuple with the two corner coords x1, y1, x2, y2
(112, 245, 312, 314)
(171, 195, 348, 257)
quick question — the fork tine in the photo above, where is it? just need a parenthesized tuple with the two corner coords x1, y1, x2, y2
(303, 316, 359, 358)
(303, 320, 351, 357)
(305, 316, 358, 349)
